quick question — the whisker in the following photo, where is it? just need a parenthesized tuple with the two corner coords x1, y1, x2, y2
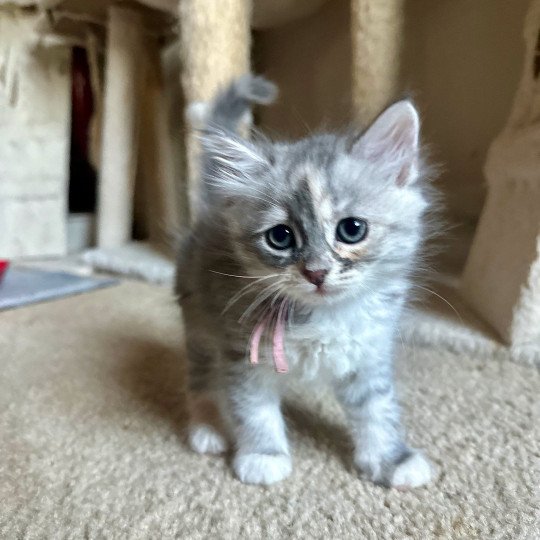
(413, 284, 464, 325)
(238, 283, 276, 323)
(245, 285, 282, 322)
(239, 280, 285, 323)
(222, 281, 262, 315)
(209, 270, 280, 280)
(288, 298, 297, 327)
(222, 275, 280, 314)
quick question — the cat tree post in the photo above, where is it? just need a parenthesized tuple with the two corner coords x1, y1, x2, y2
(139, 35, 180, 248)
(461, 0, 540, 364)
(351, 0, 404, 124)
(178, 0, 251, 220)
(97, 5, 145, 248)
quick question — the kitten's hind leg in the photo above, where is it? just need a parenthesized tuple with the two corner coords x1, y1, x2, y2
(185, 342, 228, 455)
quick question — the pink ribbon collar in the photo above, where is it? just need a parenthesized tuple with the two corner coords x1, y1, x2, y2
(249, 301, 289, 373)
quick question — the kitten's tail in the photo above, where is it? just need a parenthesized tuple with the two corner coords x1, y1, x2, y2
(186, 74, 278, 133)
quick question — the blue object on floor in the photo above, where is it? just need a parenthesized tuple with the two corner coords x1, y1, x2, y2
(0, 267, 118, 310)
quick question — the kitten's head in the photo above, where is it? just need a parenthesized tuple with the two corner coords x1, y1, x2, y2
(201, 101, 431, 306)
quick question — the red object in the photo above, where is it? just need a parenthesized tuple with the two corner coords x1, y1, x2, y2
(0, 260, 9, 282)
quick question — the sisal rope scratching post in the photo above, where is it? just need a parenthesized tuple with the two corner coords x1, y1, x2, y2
(139, 35, 180, 248)
(97, 6, 145, 248)
(178, 0, 251, 221)
(461, 0, 540, 363)
(350, 0, 404, 124)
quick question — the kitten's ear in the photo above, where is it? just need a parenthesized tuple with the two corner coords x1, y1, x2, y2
(351, 100, 420, 187)
(199, 127, 267, 195)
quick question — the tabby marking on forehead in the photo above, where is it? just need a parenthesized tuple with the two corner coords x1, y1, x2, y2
(292, 163, 334, 227)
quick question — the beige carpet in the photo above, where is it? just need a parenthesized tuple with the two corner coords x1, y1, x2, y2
(1, 282, 538, 539)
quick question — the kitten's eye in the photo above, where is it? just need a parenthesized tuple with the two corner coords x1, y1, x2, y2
(336, 218, 368, 244)
(266, 224, 295, 250)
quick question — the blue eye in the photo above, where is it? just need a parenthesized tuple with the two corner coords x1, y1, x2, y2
(266, 224, 295, 250)
(336, 218, 368, 244)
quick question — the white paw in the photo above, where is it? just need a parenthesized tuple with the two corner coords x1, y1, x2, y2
(233, 453, 292, 485)
(390, 451, 432, 489)
(188, 424, 228, 455)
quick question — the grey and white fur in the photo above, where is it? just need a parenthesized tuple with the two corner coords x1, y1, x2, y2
(176, 75, 434, 487)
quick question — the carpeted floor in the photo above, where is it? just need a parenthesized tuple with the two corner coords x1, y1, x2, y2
(1, 282, 538, 539)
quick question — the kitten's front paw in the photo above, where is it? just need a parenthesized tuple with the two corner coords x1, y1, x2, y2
(389, 451, 432, 489)
(356, 448, 432, 489)
(188, 424, 228, 454)
(233, 453, 292, 485)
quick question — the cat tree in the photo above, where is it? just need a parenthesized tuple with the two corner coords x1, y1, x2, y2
(0, 0, 178, 257)
(3, 0, 402, 252)
(0, 6, 71, 258)
(461, 0, 540, 363)
(3, 1, 536, 363)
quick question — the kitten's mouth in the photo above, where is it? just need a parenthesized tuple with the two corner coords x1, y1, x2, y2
(309, 284, 348, 302)
(313, 284, 338, 297)
(293, 282, 340, 300)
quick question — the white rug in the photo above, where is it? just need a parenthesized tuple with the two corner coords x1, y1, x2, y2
(82, 242, 176, 285)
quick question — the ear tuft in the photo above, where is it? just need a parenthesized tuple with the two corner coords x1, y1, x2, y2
(199, 127, 267, 197)
(351, 100, 420, 186)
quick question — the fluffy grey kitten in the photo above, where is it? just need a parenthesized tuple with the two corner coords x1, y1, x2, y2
(176, 75, 434, 487)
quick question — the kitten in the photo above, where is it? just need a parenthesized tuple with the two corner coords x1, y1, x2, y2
(176, 75, 434, 487)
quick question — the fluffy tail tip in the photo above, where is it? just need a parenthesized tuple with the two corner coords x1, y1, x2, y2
(236, 74, 278, 105)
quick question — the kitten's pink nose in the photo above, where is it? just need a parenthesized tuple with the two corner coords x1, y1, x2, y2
(302, 268, 328, 287)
